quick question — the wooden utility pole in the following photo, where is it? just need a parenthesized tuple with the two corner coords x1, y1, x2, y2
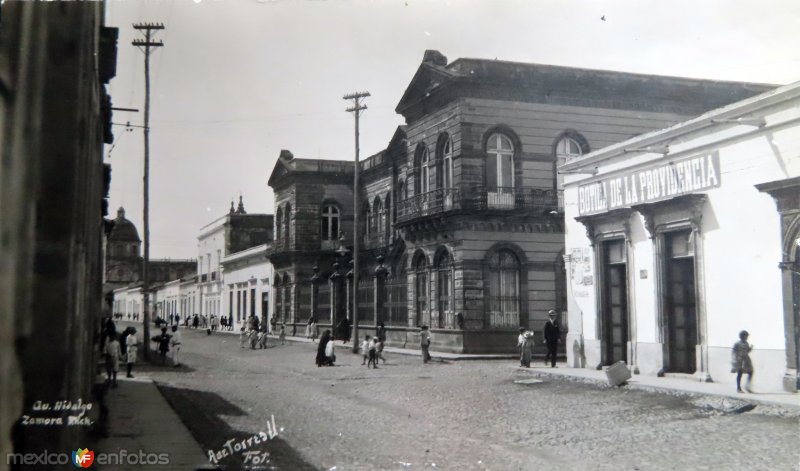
(132, 22, 164, 360)
(344, 91, 369, 354)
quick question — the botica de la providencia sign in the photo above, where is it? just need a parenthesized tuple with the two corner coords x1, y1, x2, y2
(577, 152, 721, 216)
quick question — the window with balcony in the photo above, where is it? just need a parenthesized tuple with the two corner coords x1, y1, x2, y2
(486, 133, 515, 208)
(414, 144, 430, 196)
(276, 207, 282, 241)
(485, 249, 520, 328)
(321, 204, 340, 241)
(374, 197, 384, 234)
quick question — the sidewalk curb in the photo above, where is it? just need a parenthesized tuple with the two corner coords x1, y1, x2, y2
(514, 366, 800, 413)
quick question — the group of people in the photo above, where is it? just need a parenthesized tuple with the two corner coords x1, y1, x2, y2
(150, 325, 182, 366)
(517, 310, 562, 368)
(101, 317, 139, 387)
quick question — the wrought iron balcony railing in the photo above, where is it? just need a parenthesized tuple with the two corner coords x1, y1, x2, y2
(397, 186, 563, 222)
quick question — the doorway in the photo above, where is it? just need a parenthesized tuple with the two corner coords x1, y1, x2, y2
(665, 230, 697, 373)
(602, 239, 628, 365)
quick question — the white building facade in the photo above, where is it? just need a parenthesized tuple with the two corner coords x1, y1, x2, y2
(197, 216, 226, 322)
(221, 244, 273, 331)
(561, 81, 800, 393)
(113, 285, 143, 321)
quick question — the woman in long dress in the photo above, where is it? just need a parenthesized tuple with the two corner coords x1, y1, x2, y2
(316, 329, 334, 367)
(521, 331, 534, 367)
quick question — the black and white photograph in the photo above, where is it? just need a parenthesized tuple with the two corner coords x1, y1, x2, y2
(1, 0, 799, 470)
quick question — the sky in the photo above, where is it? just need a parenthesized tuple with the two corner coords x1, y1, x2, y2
(104, 0, 800, 259)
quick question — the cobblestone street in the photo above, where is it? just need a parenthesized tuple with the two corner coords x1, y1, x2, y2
(141, 326, 800, 471)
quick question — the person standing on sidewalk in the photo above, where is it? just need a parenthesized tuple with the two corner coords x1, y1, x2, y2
(517, 327, 526, 366)
(170, 325, 182, 367)
(420, 325, 432, 364)
(310, 317, 319, 342)
(732, 330, 754, 393)
(125, 327, 138, 378)
(544, 310, 561, 368)
(104, 332, 122, 387)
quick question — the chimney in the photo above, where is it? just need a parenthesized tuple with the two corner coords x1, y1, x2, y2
(279, 149, 294, 161)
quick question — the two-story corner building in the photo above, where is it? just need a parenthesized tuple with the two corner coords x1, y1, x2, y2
(267, 150, 355, 335)
(268, 50, 773, 354)
(196, 197, 273, 324)
(560, 81, 798, 393)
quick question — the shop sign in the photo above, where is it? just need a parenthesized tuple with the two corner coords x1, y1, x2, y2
(578, 152, 720, 216)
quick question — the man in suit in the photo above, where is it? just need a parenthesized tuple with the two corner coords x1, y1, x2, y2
(544, 310, 561, 368)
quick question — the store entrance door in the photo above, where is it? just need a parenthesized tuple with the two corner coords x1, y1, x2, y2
(665, 231, 697, 373)
(602, 239, 628, 365)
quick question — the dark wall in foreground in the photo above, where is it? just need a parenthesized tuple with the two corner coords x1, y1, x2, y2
(0, 2, 116, 467)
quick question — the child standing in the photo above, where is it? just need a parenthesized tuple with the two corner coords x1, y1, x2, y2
(367, 336, 379, 369)
(240, 326, 248, 349)
(258, 326, 268, 349)
(361, 335, 371, 365)
(104, 333, 122, 387)
(376, 337, 386, 364)
(732, 330, 754, 393)
(279, 323, 286, 345)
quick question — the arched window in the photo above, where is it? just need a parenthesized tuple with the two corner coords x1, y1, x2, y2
(384, 193, 392, 232)
(282, 273, 291, 323)
(437, 134, 454, 190)
(414, 145, 430, 195)
(275, 207, 282, 241)
(486, 249, 520, 328)
(284, 203, 291, 245)
(321, 204, 339, 240)
(415, 253, 429, 327)
(373, 197, 384, 234)
(554, 131, 589, 189)
(273, 274, 283, 323)
(397, 179, 406, 201)
(435, 249, 454, 329)
(364, 201, 371, 236)
(486, 133, 514, 190)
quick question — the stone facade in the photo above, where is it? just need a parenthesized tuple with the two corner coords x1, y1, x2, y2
(271, 50, 772, 354)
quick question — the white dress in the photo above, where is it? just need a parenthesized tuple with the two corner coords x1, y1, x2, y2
(126, 333, 138, 364)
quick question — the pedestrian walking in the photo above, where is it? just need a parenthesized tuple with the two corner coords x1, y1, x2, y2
(732, 330, 754, 393)
(202, 315, 208, 328)
(176, 313, 181, 326)
(316, 329, 335, 367)
(170, 325, 182, 367)
(221, 316, 227, 331)
(279, 323, 286, 345)
(544, 310, 561, 368)
(192, 314, 199, 329)
(125, 328, 138, 378)
(228, 315, 234, 331)
(375, 337, 386, 364)
(258, 326, 268, 349)
(104, 332, 122, 387)
(420, 325, 432, 364)
(517, 327, 526, 367)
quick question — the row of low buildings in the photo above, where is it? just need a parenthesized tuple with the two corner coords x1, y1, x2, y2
(110, 198, 274, 332)
(111, 50, 798, 393)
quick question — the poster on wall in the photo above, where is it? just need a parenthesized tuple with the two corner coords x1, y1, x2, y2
(569, 247, 593, 298)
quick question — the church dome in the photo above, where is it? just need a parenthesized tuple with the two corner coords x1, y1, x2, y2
(108, 207, 141, 242)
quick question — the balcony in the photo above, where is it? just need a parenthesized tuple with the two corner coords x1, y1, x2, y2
(397, 186, 563, 223)
(364, 231, 391, 249)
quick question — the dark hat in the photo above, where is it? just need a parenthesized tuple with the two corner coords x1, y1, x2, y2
(519, 327, 526, 332)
